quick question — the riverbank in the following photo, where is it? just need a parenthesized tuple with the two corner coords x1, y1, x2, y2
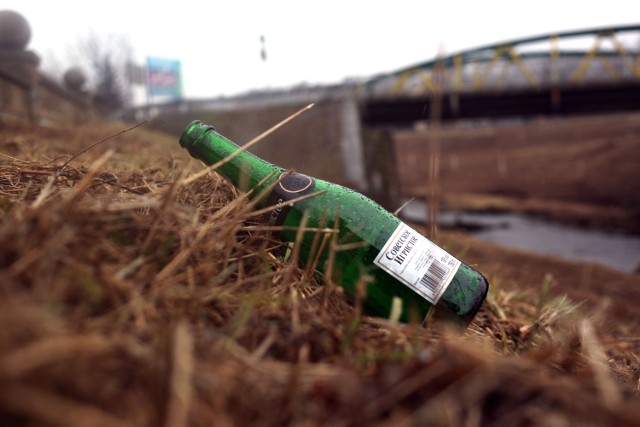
(441, 192, 640, 234)
(399, 111, 640, 234)
(400, 198, 640, 274)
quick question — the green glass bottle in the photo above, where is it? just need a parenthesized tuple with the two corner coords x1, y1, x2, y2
(179, 120, 489, 325)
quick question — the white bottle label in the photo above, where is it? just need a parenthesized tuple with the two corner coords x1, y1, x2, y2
(374, 223, 461, 304)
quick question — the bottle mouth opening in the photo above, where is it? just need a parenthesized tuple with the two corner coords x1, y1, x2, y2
(179, 120, 215, 149)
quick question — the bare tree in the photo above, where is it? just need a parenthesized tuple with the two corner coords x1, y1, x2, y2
(75, 31, 133, 112)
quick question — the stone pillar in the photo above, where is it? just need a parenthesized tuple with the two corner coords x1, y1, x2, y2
(0, 10, 40, 122)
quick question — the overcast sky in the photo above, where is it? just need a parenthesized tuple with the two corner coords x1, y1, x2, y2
(3, 1, 639, 99)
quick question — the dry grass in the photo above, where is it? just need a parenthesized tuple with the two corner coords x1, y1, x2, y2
(0, 119, 639, 426)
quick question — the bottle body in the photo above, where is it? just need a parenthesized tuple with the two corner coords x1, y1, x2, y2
(179, 120, 489, 325)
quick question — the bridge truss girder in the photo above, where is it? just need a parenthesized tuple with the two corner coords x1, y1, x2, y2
(364, 24, 640, 98)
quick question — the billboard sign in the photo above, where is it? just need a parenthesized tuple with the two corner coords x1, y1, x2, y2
(146, 57, 183, 99)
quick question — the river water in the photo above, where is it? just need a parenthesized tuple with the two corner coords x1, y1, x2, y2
(399, 199, 640, 274)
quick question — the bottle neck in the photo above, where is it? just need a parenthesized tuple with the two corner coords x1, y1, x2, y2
(179, 120, 281, 193)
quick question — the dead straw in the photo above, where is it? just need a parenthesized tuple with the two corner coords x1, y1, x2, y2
(0, 118, 638, 427)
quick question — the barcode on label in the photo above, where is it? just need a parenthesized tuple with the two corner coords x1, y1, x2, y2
(419, 259, 449, 294)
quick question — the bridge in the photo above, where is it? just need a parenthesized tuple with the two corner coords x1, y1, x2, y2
(124, 24, 640, 205)
(360, 24, 640, 126)
(129, 25, 640, 127)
